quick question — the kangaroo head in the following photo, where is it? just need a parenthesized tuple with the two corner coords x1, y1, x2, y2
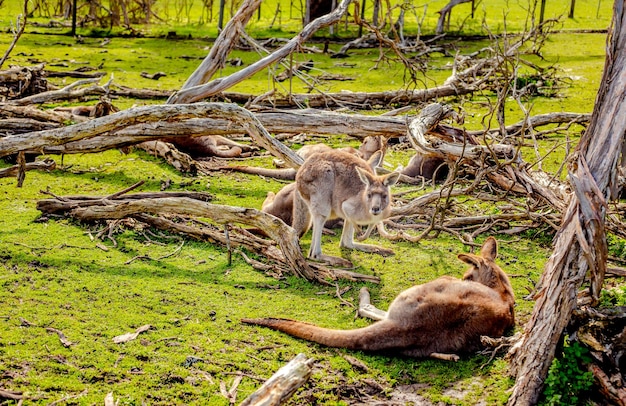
(355, 166, 400, 216)
(457, 237, 514, 300)
(359, 136, 387, 161)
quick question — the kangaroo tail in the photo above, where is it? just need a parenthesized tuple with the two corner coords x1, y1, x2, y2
(241, 317, 403, 351)
(228, 166, 297, 180)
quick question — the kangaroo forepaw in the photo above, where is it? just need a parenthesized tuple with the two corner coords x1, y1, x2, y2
(429, 353, 460, 362)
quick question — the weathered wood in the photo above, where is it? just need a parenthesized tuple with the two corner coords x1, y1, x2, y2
(571, 306, 626, 406)
(0, 64, 48, 99)
(4, 108, 590, 155)
(507, 2, 626, 404)
(37, 191, 380, 284)
(46, 70, 106, 79)
(179, 0, 262, 90)
(136, 140, 198, 173)
(10, 77, 110, 105)
(0, 103, 70, 124)
(239, 353, 315, 406)
(0, 103, 303, 170)
(168, 0, 354, 104)
(0, 159, 55, 178)
(436, 0, 473, 34)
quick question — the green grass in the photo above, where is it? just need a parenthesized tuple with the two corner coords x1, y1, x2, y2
(0, 4, 623, 405)
(0, 150, 551, 404)
(0, 0, 615, 38)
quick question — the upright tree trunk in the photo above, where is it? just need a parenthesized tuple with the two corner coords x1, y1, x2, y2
(507, 1, 626, 405)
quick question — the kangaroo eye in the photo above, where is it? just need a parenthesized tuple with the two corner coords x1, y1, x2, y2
(367, 193, 373, 199)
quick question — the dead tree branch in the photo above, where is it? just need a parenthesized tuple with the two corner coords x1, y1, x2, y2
(507, 4, 626, 403)
(0, 103, 303, 169)
(0, 0, 28, 70)
(240, 353, 315, 406)
(167, 0, 354, 104)
(36, 190, 379, 284)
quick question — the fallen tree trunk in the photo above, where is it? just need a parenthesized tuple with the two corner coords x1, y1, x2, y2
(0, 158, 55, 178)
(507, 2, 626, 403)
(2, 106, 588, 155)
(0, 102, 303, 169)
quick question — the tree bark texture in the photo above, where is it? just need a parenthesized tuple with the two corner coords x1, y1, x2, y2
(507, 2, 626, 404)
(239, 353, 315, 406)
(39, 194, 329, 283)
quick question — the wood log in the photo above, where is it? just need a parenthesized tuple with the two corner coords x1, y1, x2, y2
(0, 158, 55, 178)
(46, 70, 106, 79)
(36, 190, 379, 284)
(10, 78, 109, 105)
(0, 64, 48, 99)
(507, 3, 626, 404)
(0, 103, 303, 170)
(4, 108, 589, 156)
(239, 353, 314, 406)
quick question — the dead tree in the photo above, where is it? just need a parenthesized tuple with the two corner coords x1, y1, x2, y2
(435, 0, 473, 34)
(507, 2, 626, 404)
(167, 0, 353, 104)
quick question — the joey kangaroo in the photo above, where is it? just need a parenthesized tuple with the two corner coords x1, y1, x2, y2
(242, 237, 515, 360)
(293, 149, 400, 264)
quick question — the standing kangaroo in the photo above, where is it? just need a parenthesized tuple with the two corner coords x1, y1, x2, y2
(242, 237, 515, 360)
(293, 149, 400, 265)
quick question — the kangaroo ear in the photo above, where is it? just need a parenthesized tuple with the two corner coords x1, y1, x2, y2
(384, 171, 400, 186)
(480, 236, 498, 260)
(355, 166, 372, 186)
(458, 253, 481, 267)
(367, 150, 384, 170)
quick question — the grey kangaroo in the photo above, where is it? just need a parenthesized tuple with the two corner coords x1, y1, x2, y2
(292, 149, 400, 265)
(242, 237, 515, 360)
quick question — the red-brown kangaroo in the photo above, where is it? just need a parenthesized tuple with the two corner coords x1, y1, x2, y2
(242, 237, 515, 360)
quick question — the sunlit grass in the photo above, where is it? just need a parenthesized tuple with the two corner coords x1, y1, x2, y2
(0, 4, 620, 405)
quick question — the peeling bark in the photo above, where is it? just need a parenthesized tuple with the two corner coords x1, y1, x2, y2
(507, 2, 626, 404)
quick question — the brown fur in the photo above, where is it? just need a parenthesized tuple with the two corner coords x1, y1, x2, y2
(242, 237, 515, 358)
(162, 135, 256, 158)
(261, 144, 376, 227)
(229, 140, 379, 180)
(402, 153, 449, 182)
(262, 182, 297, 226)
(292, 149, 400, 262)
(358, 135, 387, 161)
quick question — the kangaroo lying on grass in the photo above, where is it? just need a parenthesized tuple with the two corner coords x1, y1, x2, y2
(292, 149, 400, 265)
(242, 237, 515, 360)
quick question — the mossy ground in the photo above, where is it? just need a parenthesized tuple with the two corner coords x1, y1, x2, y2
(0, 2, 623, 405)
